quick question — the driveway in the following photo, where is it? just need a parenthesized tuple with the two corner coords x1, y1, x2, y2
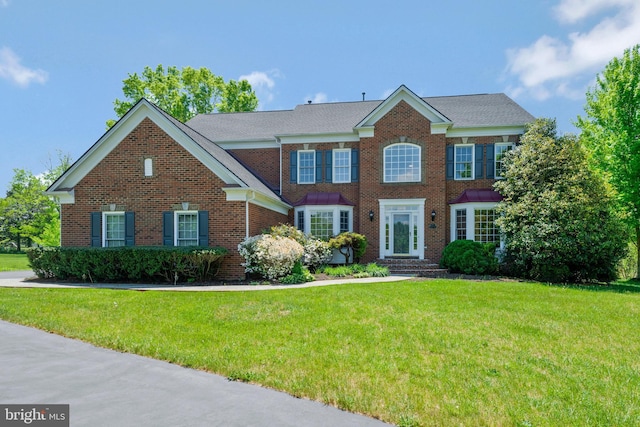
(0, 320, 390, 426)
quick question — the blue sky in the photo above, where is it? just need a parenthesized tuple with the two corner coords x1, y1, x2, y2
(1, 0, 639, 192)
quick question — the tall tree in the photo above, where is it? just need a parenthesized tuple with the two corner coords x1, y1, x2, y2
(495, 118, 627, 283)
(107, 65, 258, 127)
(577, 45, 640, 277)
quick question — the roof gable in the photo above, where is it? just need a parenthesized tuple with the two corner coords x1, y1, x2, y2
(48, 99, 289, 212)
(355, 85, 452, 135)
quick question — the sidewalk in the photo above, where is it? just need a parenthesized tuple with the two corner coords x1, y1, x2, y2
(0, 320, 390, 426)
(0, 270, 411, 291)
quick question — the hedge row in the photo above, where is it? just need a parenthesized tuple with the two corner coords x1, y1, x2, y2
(27, 246, 228, 284)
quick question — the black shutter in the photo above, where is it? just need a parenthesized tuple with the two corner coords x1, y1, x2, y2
(125, 212, 135, 246)
(198, 211, 209, 247)
(163, 211, 174, 246)
(315, 150, 322, 183)
(90, 212, 101, 247)
(325, 150, 332, 183)
(351, 149, 359, 183)
(290, 151, 297, 183)
(475, 144, 484, 179)
(486, 143, 495, 179)
(445, 146, 454, 180)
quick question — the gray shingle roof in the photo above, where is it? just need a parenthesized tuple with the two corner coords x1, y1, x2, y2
(186, 93, 534, 142)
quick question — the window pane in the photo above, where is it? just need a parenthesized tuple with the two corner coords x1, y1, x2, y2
(384, 144, 420, 183)
(455, 145, 473, 179)
(310, 211, 333, 240)
(455, 209, 467, 240)
(298, 151, 315, 184)
(474, 209, 498, 243)
(495, 143, 513, 178)
(177, 213, 198, 246)
(333, 150, 351, 183)
(339, 210, 349, 233)
(297, 210, 305, 232)
(105, 214, 125, 247)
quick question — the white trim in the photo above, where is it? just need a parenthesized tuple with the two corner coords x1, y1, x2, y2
(446, 126, 525, 138)
(449, 202, 503, 248)
(102, 211, 125, 248)
(174, 210, 199, 246)
(378, 199, 425, 259)
(294, 205, 354, 239)
(454, 144, 474, 181)
(215, 138, 280, 149)
(223, 188, 291, 215)
(278, 133, 360, 144)
(494, 142, 514, 179)
(332, 148, 351, 183)
(383, 143, 422, 183)
(297, 150, 316, 184)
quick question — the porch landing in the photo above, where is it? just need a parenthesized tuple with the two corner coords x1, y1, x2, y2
(376, 258, 449, 277)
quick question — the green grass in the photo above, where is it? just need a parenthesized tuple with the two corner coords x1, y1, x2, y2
(0, 253, 30, 271)
(0, 279, 639, 426)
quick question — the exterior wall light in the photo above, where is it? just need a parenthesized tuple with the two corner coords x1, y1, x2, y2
(369, 210, 375, 222)
(431, 209, 436, 222)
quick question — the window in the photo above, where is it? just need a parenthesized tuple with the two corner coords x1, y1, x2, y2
(455, 209, 467, 240)
(295, 206, 353, 239)
(495, 143, 513, 179)
(176, 212, 198, 246)
(384, 143, 421, 183)
(144, 158, 153, 177)
(333, 149, 351, 183)
(104, 213, 125, 247)
(298, 151, 315, 184)
(310, 211, 333, 241)
(474, 209, 499, 243)
(339, 210, 350, 234)
(455, 145, 474, 180)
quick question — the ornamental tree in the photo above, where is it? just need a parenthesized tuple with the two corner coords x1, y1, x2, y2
(494, 118, 627, 283)
(577, 45, 640, 278)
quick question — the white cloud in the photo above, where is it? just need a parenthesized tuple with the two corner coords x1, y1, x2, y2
(305, 92, 327, 104)
(0, 0, 10, 7)
(239, 70, 279, 109)
(505, 0, 640, 100)
(0, 47, 49, 87)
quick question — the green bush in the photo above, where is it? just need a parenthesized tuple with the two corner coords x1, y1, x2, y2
(26, 246, 227, 283)
(279, 261, 315, 284)
(440, 240, 498, 275)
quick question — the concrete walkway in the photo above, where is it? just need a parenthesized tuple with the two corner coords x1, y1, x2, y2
(0, 270, 411, 291)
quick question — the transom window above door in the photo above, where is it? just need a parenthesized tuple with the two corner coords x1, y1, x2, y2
(383, 143, 421, 183)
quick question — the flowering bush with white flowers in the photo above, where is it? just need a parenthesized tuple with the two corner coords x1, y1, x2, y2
(302, 238, 332, 271)
(238, 234, 304, 280)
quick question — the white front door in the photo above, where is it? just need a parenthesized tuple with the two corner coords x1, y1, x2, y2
(379, 199, 425, 259)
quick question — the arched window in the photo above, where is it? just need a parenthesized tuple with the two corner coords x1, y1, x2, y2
(383, 143, 421, 183)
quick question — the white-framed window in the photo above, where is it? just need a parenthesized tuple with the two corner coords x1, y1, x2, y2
(450, 203, 502, 247)
(294, 206, 353, 240)
(103, 212, 125, 247)
(383, 143, 421, 183)
(495, 143, 514, 179)
(455, 144, 474, 180)
(298, 150, 315, 184)
(333, 149, 351, 183)
(175, 211, 199, 246)
(144, 158, 153, 177)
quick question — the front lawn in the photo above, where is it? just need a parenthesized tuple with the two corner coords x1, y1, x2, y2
(0, 279, 639, 426)
(0, 253, 30, 272)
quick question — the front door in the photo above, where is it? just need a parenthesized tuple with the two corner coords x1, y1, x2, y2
(392, 213, 411, 255)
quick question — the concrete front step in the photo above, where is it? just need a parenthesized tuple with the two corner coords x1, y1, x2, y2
(376, 259, 449, 277)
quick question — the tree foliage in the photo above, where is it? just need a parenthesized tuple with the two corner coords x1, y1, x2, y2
(107, 65, 258, 127)
(494, 118, 627, 283)
(0, 152, 72, 250)
(577, 44, 640, 277)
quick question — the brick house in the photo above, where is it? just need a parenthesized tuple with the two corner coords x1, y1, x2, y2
(47, 85, 534, 279)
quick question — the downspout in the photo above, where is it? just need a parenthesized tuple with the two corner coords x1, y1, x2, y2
(246, 190, 256, 238)
(277, 137, 282, 196)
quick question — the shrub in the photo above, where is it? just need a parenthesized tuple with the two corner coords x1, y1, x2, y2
(440, 240, 499, 275)
(328, 232, 367, 264)
(263, 223, 331, 272)
(26, 246, 228, 283)
(238, 235, 304, 280)
(279, 261, 315, 284)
